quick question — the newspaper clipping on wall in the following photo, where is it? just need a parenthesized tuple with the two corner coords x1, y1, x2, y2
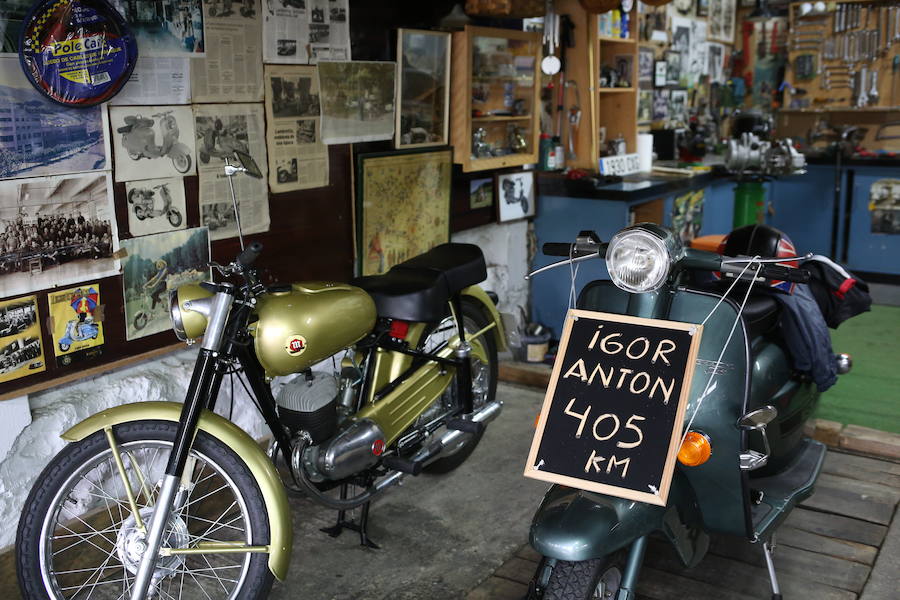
(263, 0, 350, 64)
(0, 295, 46, 384)
(193, 103, 270, 241)
(192, 0, 264, 103)
(110, 57, 192, 105)
(110, 0, 206, 57)
(264, 65, 328, 193)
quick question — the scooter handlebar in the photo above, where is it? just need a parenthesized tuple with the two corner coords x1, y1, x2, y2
(756, 263, 811, 284)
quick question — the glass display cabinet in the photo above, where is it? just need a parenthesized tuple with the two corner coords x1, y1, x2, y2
(450, 26, 541, 172)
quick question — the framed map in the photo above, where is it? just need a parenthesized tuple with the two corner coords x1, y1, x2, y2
(357, 148, 452, 276)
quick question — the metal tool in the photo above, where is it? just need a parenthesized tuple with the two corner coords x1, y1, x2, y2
(869, 70, 879, 105)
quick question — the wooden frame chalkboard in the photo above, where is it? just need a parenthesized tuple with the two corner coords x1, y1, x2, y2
(524, 309, 703, 506)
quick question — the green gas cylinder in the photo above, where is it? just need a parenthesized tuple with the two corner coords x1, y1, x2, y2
(733, 181, 765, 228)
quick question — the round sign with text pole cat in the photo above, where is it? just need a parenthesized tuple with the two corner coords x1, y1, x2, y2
(19, 0, 137, 107)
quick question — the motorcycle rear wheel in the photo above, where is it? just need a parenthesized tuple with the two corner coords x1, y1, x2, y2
(418, 298, 498, 474)
(168, 209, 183, 228)
(16, 421, 274, 600)
(542, 555, 624, 600)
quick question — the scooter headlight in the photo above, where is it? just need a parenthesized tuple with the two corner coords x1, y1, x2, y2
(170, 283, 213, 341)
(606, 227, 673, 293)
(169, 290, 187, 341)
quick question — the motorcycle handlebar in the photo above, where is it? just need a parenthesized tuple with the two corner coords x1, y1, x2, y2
(756, 263, 811, 284)
(237, 242, 263, 266)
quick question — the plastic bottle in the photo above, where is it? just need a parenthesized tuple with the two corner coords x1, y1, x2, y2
(539, 133, 553, 170)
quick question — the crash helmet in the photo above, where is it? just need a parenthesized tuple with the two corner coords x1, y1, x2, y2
(156, 259, 167, 270)
(717, 224, 799, 294)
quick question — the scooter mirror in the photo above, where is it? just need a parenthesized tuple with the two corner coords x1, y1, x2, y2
(738, 405, 778, 430)
(234, 150, 263, 179)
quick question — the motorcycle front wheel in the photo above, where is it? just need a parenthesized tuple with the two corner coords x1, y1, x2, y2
(172, 153, 192, 174)
(134, 312, 148, 331)
(542, 555, 624, 600)
(417, 298, 498, 474)
(16, 421, 274, 600)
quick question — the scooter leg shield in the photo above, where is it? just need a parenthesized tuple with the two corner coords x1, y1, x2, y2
(530, 471, 707, 566)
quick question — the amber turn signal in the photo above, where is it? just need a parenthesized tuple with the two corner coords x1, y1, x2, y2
(678, 431, 712, 466)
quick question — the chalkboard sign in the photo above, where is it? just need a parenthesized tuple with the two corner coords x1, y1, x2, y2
(524, 309, 703, 506)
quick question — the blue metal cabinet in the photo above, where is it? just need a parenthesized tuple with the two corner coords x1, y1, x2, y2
(766, 165, 840, 257)
(845, 166, 900, 275)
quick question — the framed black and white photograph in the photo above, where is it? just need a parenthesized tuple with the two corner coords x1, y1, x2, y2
(638, 47, 655, 84)
(495, 171, 536, 223)
(652, 89, 670, 121)
(709, 0, 737, 43)
(654, 60, 667, 87)
(396, 29, 451, 149)
(638, 90, 653, 124)
(665, 52, 681, 86)
(109, 105, 197, 182)
(670, 90, 688, 124)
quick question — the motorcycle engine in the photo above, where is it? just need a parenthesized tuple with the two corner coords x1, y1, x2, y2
(280, 372, 387, 482)
(276, 372, 338, 444)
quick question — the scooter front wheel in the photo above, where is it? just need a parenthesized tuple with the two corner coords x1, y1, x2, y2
(542, 555, 624, 600)
(167, 209, 183, 228)
(16, 421, 274, 600)
(172, 153, 192, 174)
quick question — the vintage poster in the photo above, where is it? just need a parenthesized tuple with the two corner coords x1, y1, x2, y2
(669, 16, 691, 88)
(0, 173, 119, 298)
(0, 58, 109, 180)
(109, 0, 206, 56)
(121, 227, 210, 341)
(0, 295, 45, 384)
(869, 179, 900, 234)
(318, 61, 396, 144)
(263, 0, 350, 64)
(672, 189, 704, 242)
(359, 149, 450, 276)
(708, 43, 726, 84)
(638, 90, 652, 124)
(108, 105, 197, 182)
(125, 178, 188, 237)
(48, 284, 104, 367)
(469, 178, 493, 210)
(689, 19, 708, 88)
(192, 0, 264, 103)
(194, 103, 270, 240)
(264, 65, 328, 193)
(709, 0, 737, 43)
(110, 57, 192, 105)
(0, 1, 32, 55)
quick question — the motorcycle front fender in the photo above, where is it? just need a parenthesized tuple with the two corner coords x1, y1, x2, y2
(61, 401, 292, 581)
(530, 470, 707, 566)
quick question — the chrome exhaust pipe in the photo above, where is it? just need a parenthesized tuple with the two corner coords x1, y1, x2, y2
(431, 400, 503, 452)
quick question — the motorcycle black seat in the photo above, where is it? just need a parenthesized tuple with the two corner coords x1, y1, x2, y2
(117, 124, 133, 134)
(742, 294, 781, 338)
(352, 243, 487, 322)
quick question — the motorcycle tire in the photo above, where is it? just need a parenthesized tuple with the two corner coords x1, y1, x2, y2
(521, 197, 530, 215)
(134, 312, 148, 331)
(542, 555, 624, 600)
(168, 209, 183, 228)
(17, 421, 274, 600)
(172, 153, 192, 174)
(58, 343, 70, 352)
(419, 298, 499, 474)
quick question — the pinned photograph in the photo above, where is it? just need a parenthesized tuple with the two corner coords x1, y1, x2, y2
(121, 227, 210, 341)
(318, 61, 397, 144)
(638, 47, 655, 84)
(653, 89, 670, 121)
(125, 178, 187, 237)
(670, 90, 688, 124)
(109, 105, 196, 182)
(709, 0, 737, 43)
(0, 173, 118, 298)
(48, 284, 104, 367)
(109, 0, 206, 56)
(396, 29, 451, 149)
(0, 58, 108, 180)
(0, 295, 45, 384)
(496, 171, 536, 223)
(469, 178, 494, 210)
(0, 1, 32, 55)
(638, 90, 653, 124)
(270, 73, 321, 118)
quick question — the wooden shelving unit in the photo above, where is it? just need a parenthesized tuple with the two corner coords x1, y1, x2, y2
(450, 26, 542, 172)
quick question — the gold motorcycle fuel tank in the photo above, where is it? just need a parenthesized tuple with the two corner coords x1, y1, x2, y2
(251, 282, 376, 377)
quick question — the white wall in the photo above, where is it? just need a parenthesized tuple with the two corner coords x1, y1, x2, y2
(452, 220, 530, 332)
(0, 348, 265, 549)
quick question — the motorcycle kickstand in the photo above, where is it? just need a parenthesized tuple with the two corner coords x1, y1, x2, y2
(319, 484, 380, 549)
(761, 536, 782, 600)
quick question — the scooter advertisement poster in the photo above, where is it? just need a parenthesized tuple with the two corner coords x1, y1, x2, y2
(524, 310, 702, 506)
(108, 105, 197, 182)
(49, 284, 104, 367)
(0, 295, 46, 384)
(125, 178, 187, 237)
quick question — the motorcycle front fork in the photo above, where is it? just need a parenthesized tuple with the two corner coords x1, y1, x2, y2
(615, 535, 648, 600)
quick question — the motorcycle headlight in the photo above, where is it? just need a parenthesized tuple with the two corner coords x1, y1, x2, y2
(606, 227, 674, 293)
(170, 283, 213, 341)
(169, 290, 187, 341)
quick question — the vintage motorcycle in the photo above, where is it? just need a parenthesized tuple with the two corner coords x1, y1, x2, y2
(525, 224, 852, 600)
(16, 152, 506, 600)
(57, 317, 99, 352)
(127, 183, 183, 228)
(117, 111, 193, 174)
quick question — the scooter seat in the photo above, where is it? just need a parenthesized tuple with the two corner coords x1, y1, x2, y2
(352, 244, 487, 322)
(742, 294, 781, 338)
(116, 124, 133, 134)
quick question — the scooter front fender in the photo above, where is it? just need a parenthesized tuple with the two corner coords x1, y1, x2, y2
(530, 470, 706, 566)
(62, 401, 292, 581)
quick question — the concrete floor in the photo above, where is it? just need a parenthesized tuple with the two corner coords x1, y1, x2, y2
(269, 383, 548, 600)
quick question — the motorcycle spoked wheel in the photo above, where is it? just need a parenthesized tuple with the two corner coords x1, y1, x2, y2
(415, 298, 498, 474)
(542, 554, 625, 600)
(172, 153, 192, 174)
(16, 421, 274, 600)
(168, 209, 183, 228)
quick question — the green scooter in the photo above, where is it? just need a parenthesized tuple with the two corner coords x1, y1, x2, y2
(526, 223, 852, 600)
